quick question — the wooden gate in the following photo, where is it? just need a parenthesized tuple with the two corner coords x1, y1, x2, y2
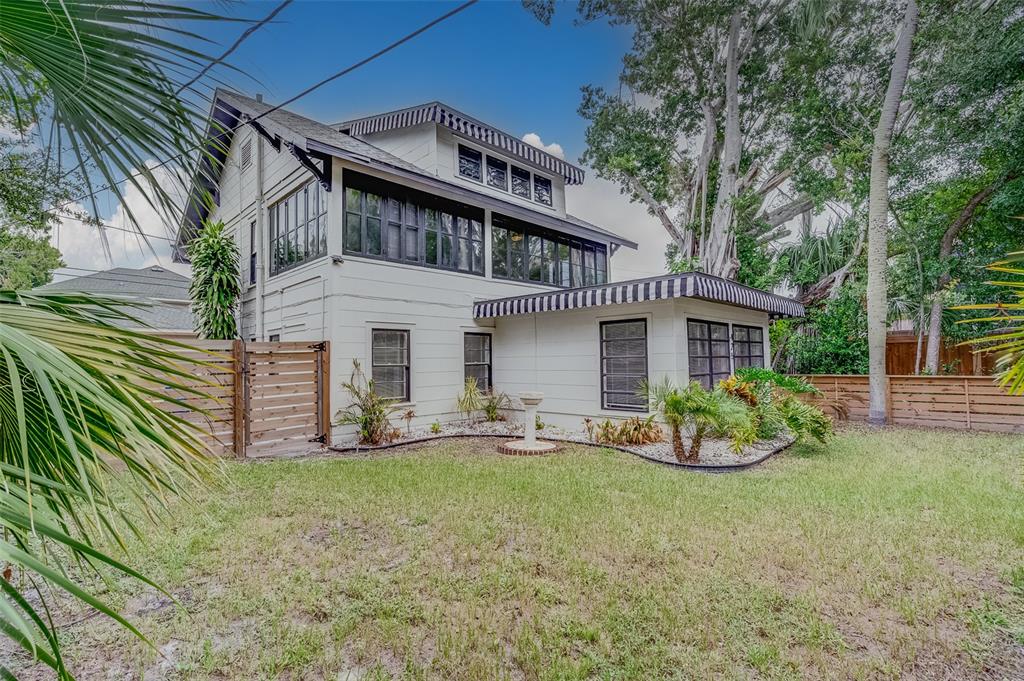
(241, 341, 330, 457)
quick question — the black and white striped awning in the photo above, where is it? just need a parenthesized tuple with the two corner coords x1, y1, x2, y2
(473, 273, 805, 320)
(342, 102, 586, 185)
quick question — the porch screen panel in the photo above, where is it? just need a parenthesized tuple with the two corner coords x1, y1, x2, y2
(600, 319, 648, 411)
(371, 329, 410, 401)
(687, 320, 731, 390)
(732, 325, 765, 369)
(464, 333, 492, 393)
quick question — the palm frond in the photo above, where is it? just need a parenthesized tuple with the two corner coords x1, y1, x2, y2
(0, 291, 221, 677)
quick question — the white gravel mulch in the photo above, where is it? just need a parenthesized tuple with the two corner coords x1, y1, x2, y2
(330, 418, 793, 469)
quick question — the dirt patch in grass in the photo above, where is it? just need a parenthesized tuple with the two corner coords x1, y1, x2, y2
(4, 429, 1024, 679)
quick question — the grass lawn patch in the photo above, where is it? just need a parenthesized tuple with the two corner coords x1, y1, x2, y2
(11, 427, 1024, 679)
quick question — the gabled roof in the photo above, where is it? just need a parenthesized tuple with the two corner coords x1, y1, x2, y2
(176, 91, 635, 259)
(338, 102, 585, 185)
(35, 266, 194, 330)
(473, 272, 805, 320)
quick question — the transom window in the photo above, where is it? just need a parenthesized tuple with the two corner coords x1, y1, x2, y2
(371, 329, 410, 401)
(464, 333, 492, 393)
(458, 144, 556, 208)
(268, 180, 327, 276)
(600, 319, 648, 411)
(732, 325, 765, 369)
(687, 319, 731, 390)
(344, 172, 484, 275)
(491, 214, 607, 288)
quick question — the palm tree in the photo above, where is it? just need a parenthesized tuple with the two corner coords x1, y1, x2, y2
(954, 250, 1024, 395)
(0, 2, 234, 676)
(0, 292, 220, 677)
(648, 381, 752, 462)
(866, 0, 919, 425)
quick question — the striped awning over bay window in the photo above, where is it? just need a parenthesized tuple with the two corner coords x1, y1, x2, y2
(473, 273, 805, 320)
(342, 102, 586, 185)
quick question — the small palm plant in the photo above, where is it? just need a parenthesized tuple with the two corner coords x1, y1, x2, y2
(189, 220, 241, 340)
(335, 360, 400, 445)
(647, 381, 752, 462)
(456, 378, 484, 423)
(954, 250, 1024, 395)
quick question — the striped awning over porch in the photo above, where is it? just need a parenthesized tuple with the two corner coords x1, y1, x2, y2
(341, 102, 586, 185)
(473, 273, 805, 320)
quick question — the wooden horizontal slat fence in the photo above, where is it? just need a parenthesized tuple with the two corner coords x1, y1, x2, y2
(796, 374, 1024, 434)
(150, 340, 329, 457)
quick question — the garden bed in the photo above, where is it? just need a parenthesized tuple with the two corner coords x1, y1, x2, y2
(327, 419, 794, 471)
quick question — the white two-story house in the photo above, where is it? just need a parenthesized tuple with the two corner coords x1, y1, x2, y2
(175, 90, 803, 439)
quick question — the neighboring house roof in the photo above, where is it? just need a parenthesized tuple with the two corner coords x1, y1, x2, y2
(337, 101, 586, 185)
(35, 266, 194, 331)
(175, 90, 635, 260)
(473, 272, 806, 320)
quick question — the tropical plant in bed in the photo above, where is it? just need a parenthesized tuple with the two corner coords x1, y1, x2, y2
(456, 378, 484, 423)
(189, 220, 240, 340)
(336, 360, 401, 445)
(587, 416, 663, 446)
(0, 292, 218, 678)
(731, 368, 834, 443)
(647, 381, 752, 462)
(481, 391, 511, 422)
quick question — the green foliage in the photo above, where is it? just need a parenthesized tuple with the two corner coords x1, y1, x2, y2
(729, 369, 834, 443)
(0, 230, 63, 289)
(188, 221, 240, 340)
(0, 1, 230, 232)
(954, 250, 1024, 395)
(430, 421, 442, 435)
(481, 392, 511, 422)
(734, 368, 821, 395)
(782, 284, 869, 374)
(586, 416, 663, 446)
(535, 415, 545, 431)
(776, 396, 834, 443)
(0, 291, 217, 678)
(648, 380, 752, 462)
(335, 360, 401, 446)
(456, 378, 484, 422)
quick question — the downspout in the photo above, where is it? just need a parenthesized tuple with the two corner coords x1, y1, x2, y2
(255, 96, 266, 340)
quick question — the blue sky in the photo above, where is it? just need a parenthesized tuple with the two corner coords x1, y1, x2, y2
(57, 1, 667, 280)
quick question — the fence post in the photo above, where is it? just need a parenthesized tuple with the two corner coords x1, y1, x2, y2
(313, 340, 331, 445)
(232, 339, 247, 458)
(963, 378, 972, 430)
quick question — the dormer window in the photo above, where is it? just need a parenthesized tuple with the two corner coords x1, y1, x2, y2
(458, 144, 482, 181)
(534, 175, 552, 206)
(486, 156, 508, 190)
(511, 166, 531, 199)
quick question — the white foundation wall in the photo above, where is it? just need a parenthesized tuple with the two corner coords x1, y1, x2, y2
(490, 298, 771, 430)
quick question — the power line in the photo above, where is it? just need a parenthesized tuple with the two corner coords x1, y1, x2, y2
(59, 0, 479, 211)
(54, 212, 177, 242)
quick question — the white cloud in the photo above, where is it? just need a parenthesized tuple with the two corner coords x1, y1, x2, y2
(52, 163, 191, 279)
(521, 132, 565, 160)
(565, 173, 669, 281)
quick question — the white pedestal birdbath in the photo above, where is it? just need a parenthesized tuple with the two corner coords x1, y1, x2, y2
(498, 391, 559, 456)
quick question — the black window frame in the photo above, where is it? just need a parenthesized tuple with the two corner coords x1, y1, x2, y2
(248, 220, 257, 286)
(490, 213, 607, 289)
(486, 156, 508, 191)
(533, 175, 553, 206)
(687, 319, 732, 390)
(732, 324, 765, 370)
(457, 144, 482, 182)
(600, 319, 649, 412)
(511, 165, 532, 199)
(371, 328, 411, 402)
(343, 171, 485, 277)
(463, 333, 492, 393)
(268, 179, 327, 277)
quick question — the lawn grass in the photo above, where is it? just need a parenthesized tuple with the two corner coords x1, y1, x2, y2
(18, 427, 1024, 679)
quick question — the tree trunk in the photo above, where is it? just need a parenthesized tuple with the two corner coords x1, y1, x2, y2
(689, 424, 706, 462)
(923, 180, 1002, 373)
(914, 305, 925, 374)
(866, 0, 918, 426)
(704, 11, 742, 280)
(671, 424, 686, 462)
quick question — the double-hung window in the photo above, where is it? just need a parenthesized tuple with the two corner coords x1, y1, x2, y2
(687, 319, 732, 390)
(600, 319, 648, 411)
(464, 333, 492, 393)
(732, 325, 765, 369)
(371, 329, 410, 401)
